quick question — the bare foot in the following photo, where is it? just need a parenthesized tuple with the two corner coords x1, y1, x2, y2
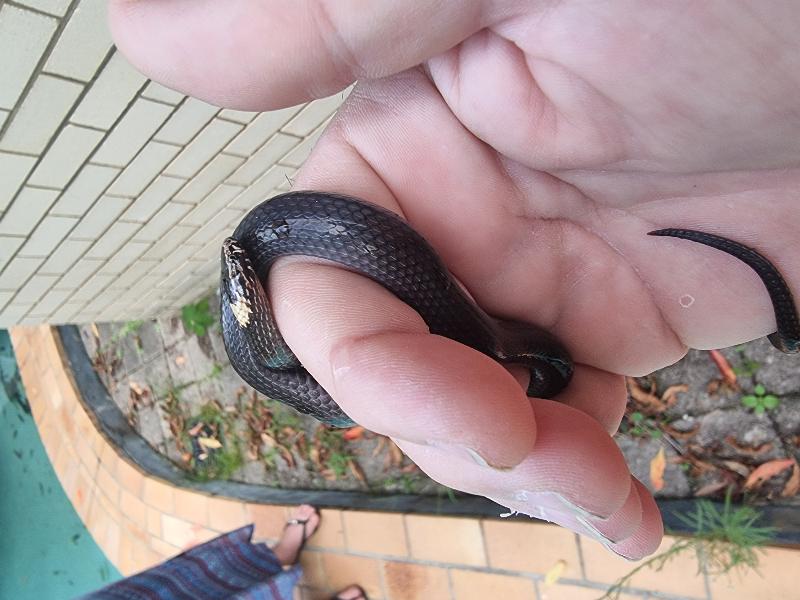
(333, 585, 367, 600)
(272, 504, 320, 566)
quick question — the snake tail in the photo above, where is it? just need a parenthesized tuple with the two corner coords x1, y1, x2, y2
(648, 228, 800, 354)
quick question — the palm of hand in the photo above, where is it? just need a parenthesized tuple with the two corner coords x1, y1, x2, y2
(110, 0, 800, 559)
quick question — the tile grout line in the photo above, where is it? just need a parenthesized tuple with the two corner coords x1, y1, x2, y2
(0, 0, 78, 142)
(2, 71, 186, 322)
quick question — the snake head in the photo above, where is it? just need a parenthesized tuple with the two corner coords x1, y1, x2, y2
(221, 238, 258, 328)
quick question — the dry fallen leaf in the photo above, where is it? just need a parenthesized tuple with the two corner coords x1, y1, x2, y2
(626, 377, 666, 413)
(260, 433, 277, 448)
(782, 462, 800, 498)
(720, 460, 751, 478)
(187, 422, 204, 437)
(695, 480, 730, 497)
(650, 447, 666, 491)
(348, 459, 367, 485)
(661, 384, 688, 407)
(708, 350, 739, 388)
(198, 437, 222, 450)
(343, 426, 365, 441)
(544, 560, 566, 586)
(175, 355, 186, 366)
(744, 458, 795, 490)
(725, 436, 773, 457)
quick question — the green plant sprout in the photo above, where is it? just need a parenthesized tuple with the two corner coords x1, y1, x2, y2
(599, 490, 774, 600)
(732, 345, 761, 377)
(624, 412, 663, 439)
(181, 298, 215, 336)
(741, 384, 780, 414)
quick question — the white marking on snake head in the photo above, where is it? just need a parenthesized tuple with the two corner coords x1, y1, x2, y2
(230, 297, 252, 328)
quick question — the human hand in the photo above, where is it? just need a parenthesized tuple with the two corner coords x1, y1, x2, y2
(109, 0, 800, 559)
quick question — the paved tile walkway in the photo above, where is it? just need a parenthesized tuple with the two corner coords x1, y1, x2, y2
(9, 325, 799, 600)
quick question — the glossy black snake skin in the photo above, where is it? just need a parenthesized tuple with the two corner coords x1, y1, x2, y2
(648, 229, 800, 354)
(220, 192, 800, 427)
(220, 191, 573, 426)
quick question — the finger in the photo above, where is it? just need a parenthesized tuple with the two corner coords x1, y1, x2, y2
(108, 0, 492, 109)
(297, 70, 685, 376)
(395, 400, 632, 520)
(606, 478, 663, 560)
(553, 365, 627, 435)
(269, 259, 537, 469)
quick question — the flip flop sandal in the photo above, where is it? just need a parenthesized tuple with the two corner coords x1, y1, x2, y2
(282, 506, 320, 565)
(332, 585, 368, 600)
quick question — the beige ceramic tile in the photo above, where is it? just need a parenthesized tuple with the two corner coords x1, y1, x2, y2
(16, 0, 71, 17)
(405, 514, 486, 567)
(320, 554, 383, 599)
(141, 81, 185, 105)
(0, 186, 58, 235)
(227, 133, 299, 186)
(71, 51, 148, 129)
(207, 496, 249, 532)
(0, 5, 57, 109)
(225, 106, 302, 155)
(43, 0, 111, 81)
(172, 153, 243, 204)
(342, 511, 408, 557)
(382, 561, 450, 600)
(164, 118, 242, 178)
(281, 92, 345, 137)
(92, 99, 173, 167)
(0, 74, 82, 154)
(709, 547, 800, 600)
(18, 216, 78, 257)
(154, 97, 219, 145)
(450, 569, 537, 600)
(582, 537, 707, 598)
(0, 152, 37, 212)
(107, 141, 181, 197)
(28, 124, 104, 188)
(49, 164, 121, 217)
(483, 519, 582, 577)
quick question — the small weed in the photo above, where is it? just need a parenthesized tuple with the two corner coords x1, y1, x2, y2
(622, 412, 663, 439)
(112, 320, 144, 343)
(600, 489, 774, 599)
(328, 452, 350, 478)
(741, 384, 780, 414)
(186, 401, 243, 481)
(206, 363, 224, 380)
(181, 298, 215, 336)
(381, 474, 418, 494)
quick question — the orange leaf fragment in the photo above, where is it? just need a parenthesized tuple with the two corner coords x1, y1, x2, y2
(626, 377, 666, 413)
(343, 426, 365, 441)
(782, 462, 800, 498)
(744, 458, 794, 490)
(650, 447, 666, 491)
(709, 350, 738, 388)
(661, 384, 688, 407)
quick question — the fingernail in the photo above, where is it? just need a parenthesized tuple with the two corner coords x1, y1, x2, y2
(551, 493, 611, 522)
(575, 515, 627, 545)
(426, 441, 516, 471)
(511, 490, 609, 522)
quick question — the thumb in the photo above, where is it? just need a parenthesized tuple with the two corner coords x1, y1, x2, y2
(108, 0, 495, 109)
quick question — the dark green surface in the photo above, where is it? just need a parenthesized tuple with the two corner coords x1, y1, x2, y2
(0, 330, 121, 599)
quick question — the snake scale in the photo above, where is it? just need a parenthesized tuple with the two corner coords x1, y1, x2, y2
(220, 191, 799, 427)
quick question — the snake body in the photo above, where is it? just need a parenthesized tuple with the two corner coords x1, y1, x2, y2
(221, 191, 799, 426)
(220, 191, 573, 426)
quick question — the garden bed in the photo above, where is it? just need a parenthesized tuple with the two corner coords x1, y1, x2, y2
(78, 292, 800, 506)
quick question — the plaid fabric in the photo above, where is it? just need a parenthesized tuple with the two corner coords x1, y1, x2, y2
(78, 526, 302, 600)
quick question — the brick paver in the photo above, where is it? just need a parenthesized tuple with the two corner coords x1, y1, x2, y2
(9, 325, 799, 600)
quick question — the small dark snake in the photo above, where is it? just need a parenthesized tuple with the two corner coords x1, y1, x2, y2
(220, 191, 799, 426)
